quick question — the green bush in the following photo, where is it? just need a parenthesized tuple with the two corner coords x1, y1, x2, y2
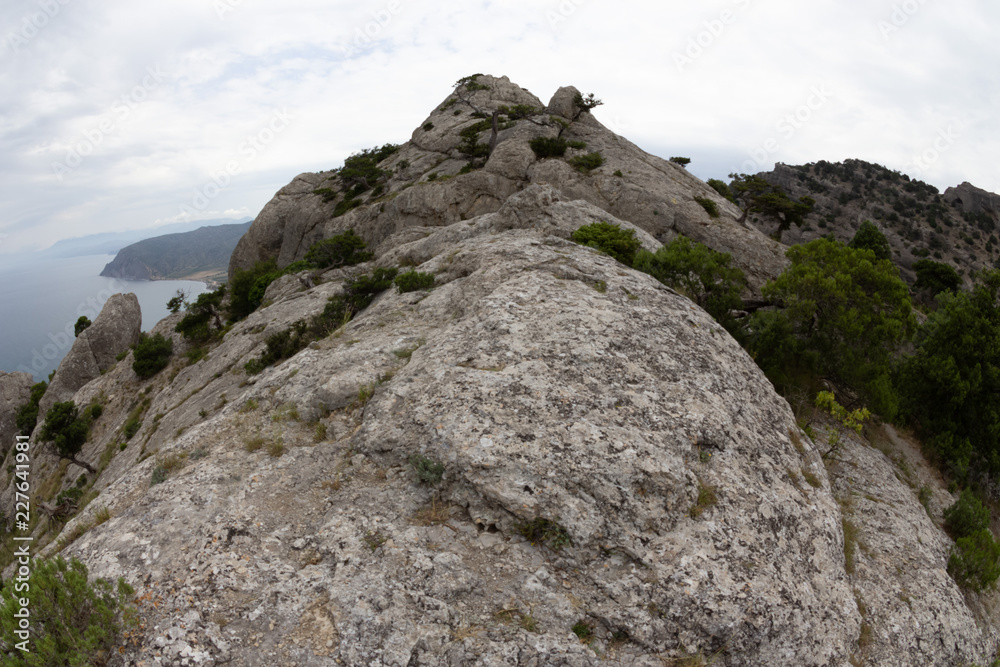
(913, 258, 961, 297)
(948, 529, 1000, 592)
(528, 137, 568, 159)
(175, 285, 226, 340)
(849, 221, 892, 261)
(410, 454, 444, 485)
(132, 333, 173, 379)
(570, 221, 642, 267)
(73, 316, 91, 337)
(517, 517, 572, 551)
(944, 489, 991, 538)
(457, 120, 492, 158)
(0, 555, 136, 665)
(228, 261, 280, 322)
(303, 229, 373, 269)
(694, 196, 720, 218)
(123, 418, 141, 441)
(747, 238, 915, 419)
(39, 401, 93, 471)
(568, 152, 603, 173)
(707, 178, 735, 202)
(394, 270, 435, 293)
(670, 156, 691, 166)
(633, 236, 746, 335)
(15, 381, 47, 436)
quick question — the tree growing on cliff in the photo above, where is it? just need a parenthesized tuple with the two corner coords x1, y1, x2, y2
(728, 173, 815, 231)
(849, 221, 892, 261)
(73, 316, 91, 337)
(39, 401, 96, 473)
(175, 285, 227, 341)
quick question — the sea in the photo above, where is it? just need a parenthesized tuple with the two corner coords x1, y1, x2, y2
(0, 254, 210, 381)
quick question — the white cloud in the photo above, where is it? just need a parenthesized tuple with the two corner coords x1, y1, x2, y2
(1, 0, 998, 253)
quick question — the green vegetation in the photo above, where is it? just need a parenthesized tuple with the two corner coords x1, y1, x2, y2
(498, 104, 538, 119)
(572, 620, 593, 640)
(634, 237, 747, 335)
(913, 258, 962, 297)
(948, 529, 1000, 592)
(728, 173, 815, 232)
(689, 480, 718, 518)
(0, 555, 136, 665)
(457, 120, 492, 159)
(410, 454, 445, 485)
(568, 151, 603, 173)
(849, 221, 891, 261)
(707, 178, 735, 202)
(228, 260, 281, 322)
(517, 517, 572, 551)
(132, 332, 173, 379)
(944, 489, 990, 538)
(245, 267, 398, 374)
(570, 221, 642, 267)
(73, 316, 91, 337)
(15, 381, 47, 436)
(898, 271, 1000, 478)
(303, 229, 373, 269)
(572, 92, 603, 118)
(746, 238, 915, 419)
(670, 156, 691, 167)
(39, 401, 97, 473)
(175, 284, 227, 342)
(528, 136, 568, 159)
(693, 196, 720, 218)
(394, 270, 435, 292)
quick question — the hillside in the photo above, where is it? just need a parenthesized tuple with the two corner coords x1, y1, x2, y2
(749, 159, 999, 283)
(100, 221, 253, 282)
(2, 75, 998, 666)
(36, 217, 252, 259)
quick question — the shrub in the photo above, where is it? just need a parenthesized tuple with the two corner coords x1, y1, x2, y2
(570, 221, 642, 267)
(73, 316, 91, 337)
(572, 621, 593, 640)
(528, 137, 567, 159)
(849, 221, 892, 261)
(948, 529, 1000, 592)
(423, 122, 433, 131)
(394, 270, 435, 292)
(517, 517, 572, 551)
(944, 489, 991, 538)
(498, 104, 538, 119)
(132, 333, 173, 379)
(176, 284, 227, 340)
(39, 401, 95, 472)
(123, 418, 141, 440)
(457, 120, 492, 158)
(670, 156, 691, 166)
(410, 455, 445, 485)
(228, 261, 280, 322)
(15, 381, 47, 436)
(0, 555, 136, 665)
(913, 258, 962, 297)
(707, 178, 735, 202)
(694, 196, 720, 218)
(303, 230, 373, 269)
(568, 152, 603, 173)
(633, 236, 746, 334)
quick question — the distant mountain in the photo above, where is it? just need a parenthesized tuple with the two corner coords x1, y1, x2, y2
(38, 217, 252, 259)
(100, 221, 252, 281)
(748, 160, 999, 282)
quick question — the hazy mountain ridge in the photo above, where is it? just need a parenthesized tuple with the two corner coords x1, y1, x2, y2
(752, 159, 999, 282)
(100, 221, 252, 282)
(33, 217, 252, 259)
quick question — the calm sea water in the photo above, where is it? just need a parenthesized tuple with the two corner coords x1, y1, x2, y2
(0, 254, 210, 381)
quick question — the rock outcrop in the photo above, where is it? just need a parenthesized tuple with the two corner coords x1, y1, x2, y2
(0, 371, 32, 457)
(229, 75, 788, 291)
(2, 78, 997, 667)
(37, 293, 142, 420)
(944, 181, 1000, 217)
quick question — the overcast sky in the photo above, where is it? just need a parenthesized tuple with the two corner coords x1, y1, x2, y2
(1, 0, 996, 255)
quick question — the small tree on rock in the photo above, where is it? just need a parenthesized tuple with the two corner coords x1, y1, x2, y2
(39, 401, 96, 473)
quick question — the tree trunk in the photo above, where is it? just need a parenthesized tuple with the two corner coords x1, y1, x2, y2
(69, 456, 97, 474)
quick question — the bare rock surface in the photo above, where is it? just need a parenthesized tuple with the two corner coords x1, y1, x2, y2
(37, 293, 142, 420)
(229, 75, 788, 291)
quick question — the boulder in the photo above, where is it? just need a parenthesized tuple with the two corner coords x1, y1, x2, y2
(38, 293, 142, 418)
(0, 371, 33, 457)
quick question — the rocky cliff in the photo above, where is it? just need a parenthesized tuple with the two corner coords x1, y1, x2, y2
(0, 371, 32, 458)
(230, 75, 788, 292)
(2, 77, 998, 666)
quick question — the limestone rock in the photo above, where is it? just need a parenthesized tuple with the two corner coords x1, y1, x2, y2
(0, 371, 33, 457)
(229, 74, 788, 291)
(38, 293, 142, 418)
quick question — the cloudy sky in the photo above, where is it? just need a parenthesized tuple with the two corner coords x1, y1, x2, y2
(1, 0, 996, 255)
